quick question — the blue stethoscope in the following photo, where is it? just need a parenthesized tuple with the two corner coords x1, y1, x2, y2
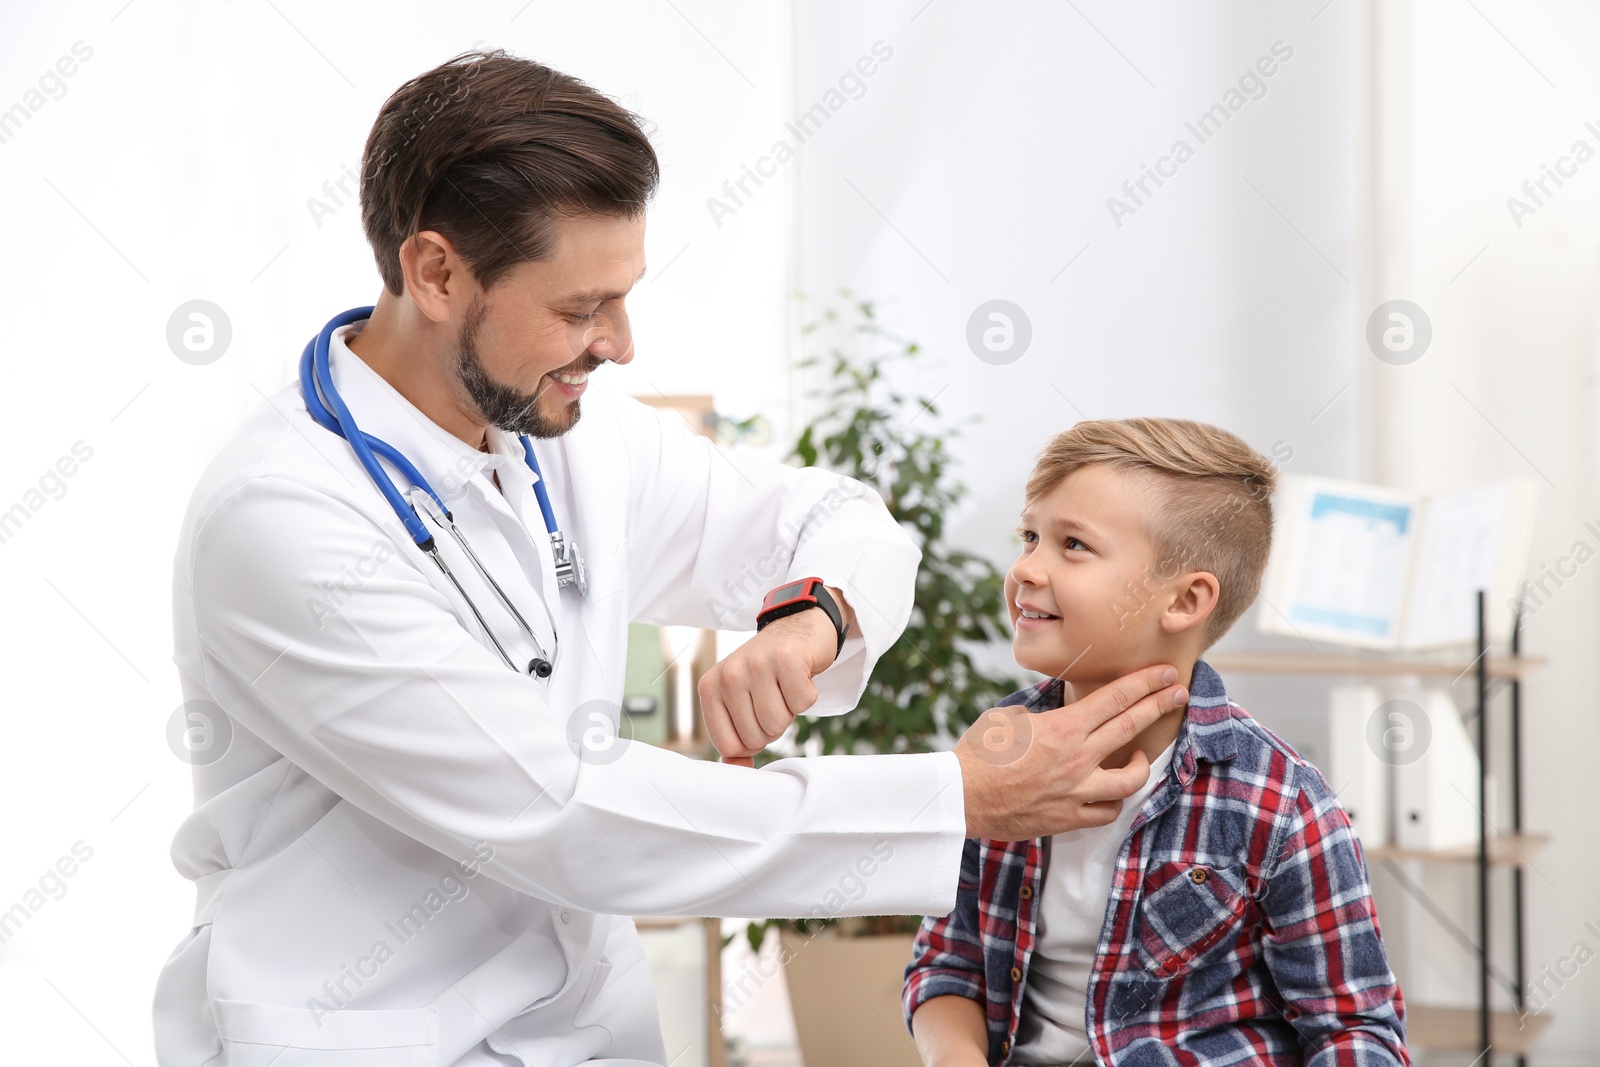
(299, 306, 585, 679)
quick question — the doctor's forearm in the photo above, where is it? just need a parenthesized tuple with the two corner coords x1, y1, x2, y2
(500, 747, 969, 917)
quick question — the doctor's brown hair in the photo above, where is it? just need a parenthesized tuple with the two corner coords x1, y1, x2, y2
(359, 49, 659, 296)
(1025, 418, 1278, 649)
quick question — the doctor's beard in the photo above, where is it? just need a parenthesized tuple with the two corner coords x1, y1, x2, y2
(453, 295, 592, 439)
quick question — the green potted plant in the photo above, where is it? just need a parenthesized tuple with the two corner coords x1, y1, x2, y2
(736, 292, 1022, 1064)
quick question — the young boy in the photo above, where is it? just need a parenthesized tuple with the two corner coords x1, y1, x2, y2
(902, 419, 1407, 1066)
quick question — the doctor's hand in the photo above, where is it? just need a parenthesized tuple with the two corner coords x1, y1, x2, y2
(954, 664, 1189, 841)
(700, 586, 854, 768)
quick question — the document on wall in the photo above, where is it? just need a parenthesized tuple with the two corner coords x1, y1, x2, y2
(1258, 474, 1538, 650)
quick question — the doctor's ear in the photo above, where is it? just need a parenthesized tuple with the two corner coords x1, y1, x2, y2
(1158, 571, 1219, 637)
(398, 229, 467, 322)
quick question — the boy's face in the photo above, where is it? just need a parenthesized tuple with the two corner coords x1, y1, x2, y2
(1005, 463, 1184, 684)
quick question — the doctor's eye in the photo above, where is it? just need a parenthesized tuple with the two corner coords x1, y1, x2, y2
(565, 308, 601, 324)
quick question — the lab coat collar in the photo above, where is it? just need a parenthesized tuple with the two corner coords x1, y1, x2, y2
(325, 318, 534, 516)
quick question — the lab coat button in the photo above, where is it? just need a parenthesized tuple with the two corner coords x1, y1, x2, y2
(560, 910, 571, 924)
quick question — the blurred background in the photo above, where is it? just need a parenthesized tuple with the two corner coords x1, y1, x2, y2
(1, 0, 1597, 1064)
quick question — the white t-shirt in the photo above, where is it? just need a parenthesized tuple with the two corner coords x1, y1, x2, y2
(1010, 738, 1179, 1065)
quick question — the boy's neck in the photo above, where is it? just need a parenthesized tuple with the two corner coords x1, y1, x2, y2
(1064, 660, 1195, 772)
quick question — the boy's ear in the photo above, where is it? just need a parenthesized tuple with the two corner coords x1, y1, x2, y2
(1159, 571, 1220, 637)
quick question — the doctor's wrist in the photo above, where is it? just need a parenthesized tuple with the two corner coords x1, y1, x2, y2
(759, 604, 845, 673)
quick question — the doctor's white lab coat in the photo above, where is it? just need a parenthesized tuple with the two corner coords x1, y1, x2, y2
(153, 318, 968, 1066)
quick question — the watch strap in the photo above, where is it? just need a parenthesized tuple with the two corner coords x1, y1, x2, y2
(756, 580, 848, 660)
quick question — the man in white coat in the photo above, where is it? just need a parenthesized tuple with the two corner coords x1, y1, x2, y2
(153, 50, 1188, 1066)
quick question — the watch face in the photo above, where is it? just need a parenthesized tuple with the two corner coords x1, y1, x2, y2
(770, 580, 811, 604)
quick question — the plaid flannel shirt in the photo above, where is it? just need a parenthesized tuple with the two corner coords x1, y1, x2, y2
(903, 659, 1408, 1066)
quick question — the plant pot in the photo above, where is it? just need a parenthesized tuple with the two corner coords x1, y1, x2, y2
(779, 928, 922, 1067)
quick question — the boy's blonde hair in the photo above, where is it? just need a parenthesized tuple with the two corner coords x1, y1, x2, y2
(1025, 418, 1277, 649)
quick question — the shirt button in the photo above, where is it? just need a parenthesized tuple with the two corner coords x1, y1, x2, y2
(1001, 1039, 1011, 1054)
(560, 910, 571, 924)
(1020, 885, 1033, 899)
(1189, 868, 1209, 885)
(1009, 967, 1022, 982)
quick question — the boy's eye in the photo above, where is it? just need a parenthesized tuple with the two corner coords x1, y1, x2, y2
(1016, 529, 1037, 544)
(1065, 536, 1088, 551)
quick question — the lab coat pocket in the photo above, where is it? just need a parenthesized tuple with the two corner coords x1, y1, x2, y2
(571, 957, 616, 1031)
(214, 998, 437, 1066)
(584, 537, 628, 602)
(1135, 860, 1251, 978)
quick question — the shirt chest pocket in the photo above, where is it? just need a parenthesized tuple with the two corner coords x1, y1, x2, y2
(1136, 860, 1253, 978)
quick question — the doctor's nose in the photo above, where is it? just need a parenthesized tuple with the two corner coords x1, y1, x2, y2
(589, 304, 634, 366)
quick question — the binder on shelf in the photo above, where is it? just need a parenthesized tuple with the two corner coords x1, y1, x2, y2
(1393, 688, 1486, 853)
(1327, 684, 1391, 848)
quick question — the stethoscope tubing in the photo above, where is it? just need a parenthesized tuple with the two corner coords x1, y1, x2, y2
(299, 306, 564, 677)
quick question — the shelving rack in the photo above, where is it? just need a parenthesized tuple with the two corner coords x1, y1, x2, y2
(1208, 591, 1547, 1064)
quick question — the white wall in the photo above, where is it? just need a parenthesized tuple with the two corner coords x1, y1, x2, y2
(786, 0, 1363, 756)
(785, 6, 1360, 757)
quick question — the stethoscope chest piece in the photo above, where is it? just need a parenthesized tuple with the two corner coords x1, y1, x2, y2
(552, 533, 587, 597)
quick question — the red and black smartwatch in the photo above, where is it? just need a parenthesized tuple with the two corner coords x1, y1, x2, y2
(755, 577, 849, 660)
